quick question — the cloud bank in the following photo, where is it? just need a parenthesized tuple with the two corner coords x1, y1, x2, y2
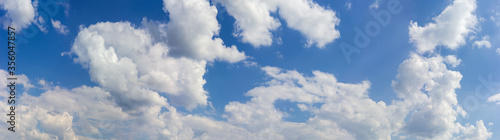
(0, 0, 493, 139)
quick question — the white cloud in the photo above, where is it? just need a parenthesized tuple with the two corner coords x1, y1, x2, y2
(163, 0, 246, 62)
(35, 12, 48, 33)
(217, 0, 281, 47)
(0, 0, 37, 29)
(457, 120, 493, 140)
(393, 53, 465, 139)
(71, 21, 211, 110)
(218, 0, 340, 48)
(71, 22, 170, 111)
(0, 0, 493, 139)
(0, 106, 78, 139)
(497, 48, 500, 55)
(401, 0, 491, 138)
(224, 66, 384, 139)
(0, 69, 32, 99)
(369, 0, 381, 9)
(0, 77, 253, 139)
(0, 82, 132, 139)
(69, 0, 248, 110)
(243, 60, 258, 67)
(58, 2, 70, 17)
(487, 93, 500, 104)
(0, 71, 215, 139)
(444, 55, 462, 68)
(409, 0, 477, 53)
(473, 35, 491, 48)
(0, 51, 493, 139)
(50, 19, 69, 34)
(221, 53, 491, 139)
(22, 86, 129, 121)
(345, 1, 352, 10)
(490, 8, 500, 26)
(277, 51, 283, 59)
(277, 0, 341, 48)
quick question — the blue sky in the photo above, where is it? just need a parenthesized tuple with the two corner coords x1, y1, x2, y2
(1, 0, 500, 139)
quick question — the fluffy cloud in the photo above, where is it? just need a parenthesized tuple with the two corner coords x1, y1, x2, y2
(225, 66, 392, 139)
(0, 70, 32, 99)
(277, 0, 340, 47)
(70, 0, 248, 110)
(0, 73, 114, 139)
(402, 0, 492, 138)
(0, 53, 493, 139)
(473, 35, 492, 49)
(219, 53, 491, 139)
(0, 105, 77, 140)
(444, 55, 462, 68)
(409, 0, 477, 53)
(0, 0, 37, 29)
(0, 0, 493, 139)
(218, 0, 340, 48)
(457, 120, 493, 140)
(0, 70, 249, 139)
(221, 54, 490, 139)
(163, 0, 246, 62)
(217, 0, 280, 47)
(393, 53, 469, 139)
(71, 21, 210, 110)
(0, 75, 254, 139)
(487, 93, 500, 104)
(50, 19, 69, 34)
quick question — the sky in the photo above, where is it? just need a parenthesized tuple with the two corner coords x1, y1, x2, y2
(0, 0, 500, 139)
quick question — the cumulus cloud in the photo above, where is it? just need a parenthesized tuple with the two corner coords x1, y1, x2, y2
(0, 70, 32, 99)
(50, 19, 69, 34)
(0, 52, 493, 139)
(497, 48, 500, 55)
(223, 66, 390, 139)
(277, 0, 340, 47)
(71, 21, 210, 110)
(0, 72, 79, 139)
(0, 105, 77, 139)
(218, 0, 340, 48)
(0, 0, 493, 139)
(444, 55, 461, 68)
(401, 0, 491, 138)
(0, 69, 244, 139)
(217, 0, 281, 47)
(409, 0, 477, 53)
(473, 35, 491, 49)
(457, 120, 493, 140)
(0, 0, 37, 29)
(220, 53, 491, 139)
(163, 0, 246, 62)
(0, 72, 253, 139)
(69, 0, 249, 110)
(393, 53, 471, 139)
